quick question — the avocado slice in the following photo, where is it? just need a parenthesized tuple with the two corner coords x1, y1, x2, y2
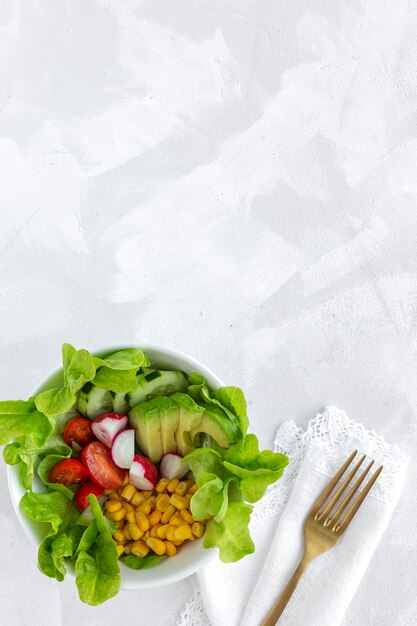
(171, 392, 204, 456)
(157, 396, 180, 455)
(190, 404, 240, 448)
(129, 398, 163, 462)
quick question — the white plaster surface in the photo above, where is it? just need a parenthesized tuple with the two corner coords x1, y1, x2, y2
(0, 0, 416, 624)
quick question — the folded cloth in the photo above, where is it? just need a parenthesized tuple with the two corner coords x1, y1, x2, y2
(176, 406, 408, 626)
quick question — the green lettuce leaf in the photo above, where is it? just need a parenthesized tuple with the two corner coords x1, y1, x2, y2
(0, 400, 53, 447)
(75, 522, 98, 557)
(3, 434, 71, 490)
(191, 473, 234, 523)
(39, 524, 84, 581)
(222, 434, 288, 502)
(203, 500, 255, 562)
(64, 348, 96, 394)
(20, 490, 75, 535)
(185, 434, 288, 560)
(187, 372, 206, 400)
(121, 554, 166, 570)
(92, 367, 138, 393)
(35, 344, 96, 416)
(183, 447, 224, 478)
(212, 387, 249, 435)
(62, 343, 76, 379)
(35, 387, 76, 418)
(75, 494, 120, 606)
(93, 348, 150, 371)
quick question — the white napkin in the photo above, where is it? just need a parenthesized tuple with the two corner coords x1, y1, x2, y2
(176, 406, 408, 626)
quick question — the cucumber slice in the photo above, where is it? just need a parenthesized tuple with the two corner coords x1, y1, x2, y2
(112, 392, 130, 414)
(128, 370, 188, 408)
(78, 383, 113, 420)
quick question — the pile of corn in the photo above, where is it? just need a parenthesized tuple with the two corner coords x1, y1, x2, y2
(104, 475, 207, 558)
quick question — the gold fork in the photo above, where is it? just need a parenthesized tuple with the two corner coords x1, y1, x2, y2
(262, 450, 383, 626)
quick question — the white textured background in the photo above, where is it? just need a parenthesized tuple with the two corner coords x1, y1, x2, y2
(1, 1, 417, 624)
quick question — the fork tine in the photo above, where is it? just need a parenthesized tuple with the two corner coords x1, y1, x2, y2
(317, 454, 366, 522)
(328, 460, 374, 527)
(311, 450, 357, 515)
(335, 465, 383, 531)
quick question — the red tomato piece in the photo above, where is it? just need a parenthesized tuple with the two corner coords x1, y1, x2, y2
(81, 441, 125, 490)
(64, 417, 96, 449)
(75, 480, 105, 511)
(48, 458, 88, 485)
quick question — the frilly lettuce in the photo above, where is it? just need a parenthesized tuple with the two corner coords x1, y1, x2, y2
(75, 494, 120, 606)
(184, 434, 288, 561)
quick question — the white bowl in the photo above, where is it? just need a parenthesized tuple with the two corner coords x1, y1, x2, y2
(7, 344, 221, 589)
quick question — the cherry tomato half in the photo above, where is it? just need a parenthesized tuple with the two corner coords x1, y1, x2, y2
(64, 417, 96, 449)
(75, 480, 105, 511)
(81, 441, 125, 490)
(48, 458, 88, 485)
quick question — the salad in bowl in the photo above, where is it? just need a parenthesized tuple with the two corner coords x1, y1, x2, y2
(2, 344, 288, 605)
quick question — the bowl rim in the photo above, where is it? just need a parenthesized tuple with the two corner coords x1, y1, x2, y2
(7, 343, 223, 588)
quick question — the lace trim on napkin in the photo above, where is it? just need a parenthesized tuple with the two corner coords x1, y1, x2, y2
(175, 406, 408, 625)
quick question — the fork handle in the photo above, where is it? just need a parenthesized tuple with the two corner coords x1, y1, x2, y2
(261, 553, 312, 626)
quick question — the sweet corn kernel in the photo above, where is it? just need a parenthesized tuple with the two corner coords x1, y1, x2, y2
(156, 494, 171, 512)
(124, 541, 133, 555)
(126, 510, 136, 524)
(170, 494, 188, 510)
(180, 509, 194, 524)
(165, 540, 177, 557)
(128, 523, 144, 541)
(156, 478, 170, 492)
(156, 524, 169, 539)
(185, 480, 195, 490)
(121, 484, 136, 501)
(116, 544, 125, 557)
(105, 500, 122, 513)
(166, 526, 177, 542)
(107, 508, 126, 522)
(184, 493, 192, 505)
(137, 501, 152, 515)
(161, 504, 176, 523)
(172, 541, 182, 546)
(170, 512, 184, 527)
(124, 525, 132, 540)
(135, 511, 149, 532)
(142, 490, 153, 500)
(148, 495, 156, 508)
(108, 491, 122, 501)
(148, 510, 162, 527)
(175, 481, 188, 496)
(103, 488, 113, 495)
(143, 530, 150, 540)
(192, 522, 205, 538)
(131, 491, 145, 507)
(174, 525, 192, 542)
(188, 534, 195, 541)
(122, 472, 129, 486)
(132, 539, 149, 557)
(113, 529, 126, 543)
(146, 537, 166, 555)
(167, 479, 179, 493)
(149, 526, 158, 537)
(188, 484, 199, 495)
(121, 501, 134, 511)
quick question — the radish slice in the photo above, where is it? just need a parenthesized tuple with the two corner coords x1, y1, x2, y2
(129, 454, 157, 490)
(160, 453, 189, 480)
(91, 412, 128, 448)
(112, 429, 135, 469)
